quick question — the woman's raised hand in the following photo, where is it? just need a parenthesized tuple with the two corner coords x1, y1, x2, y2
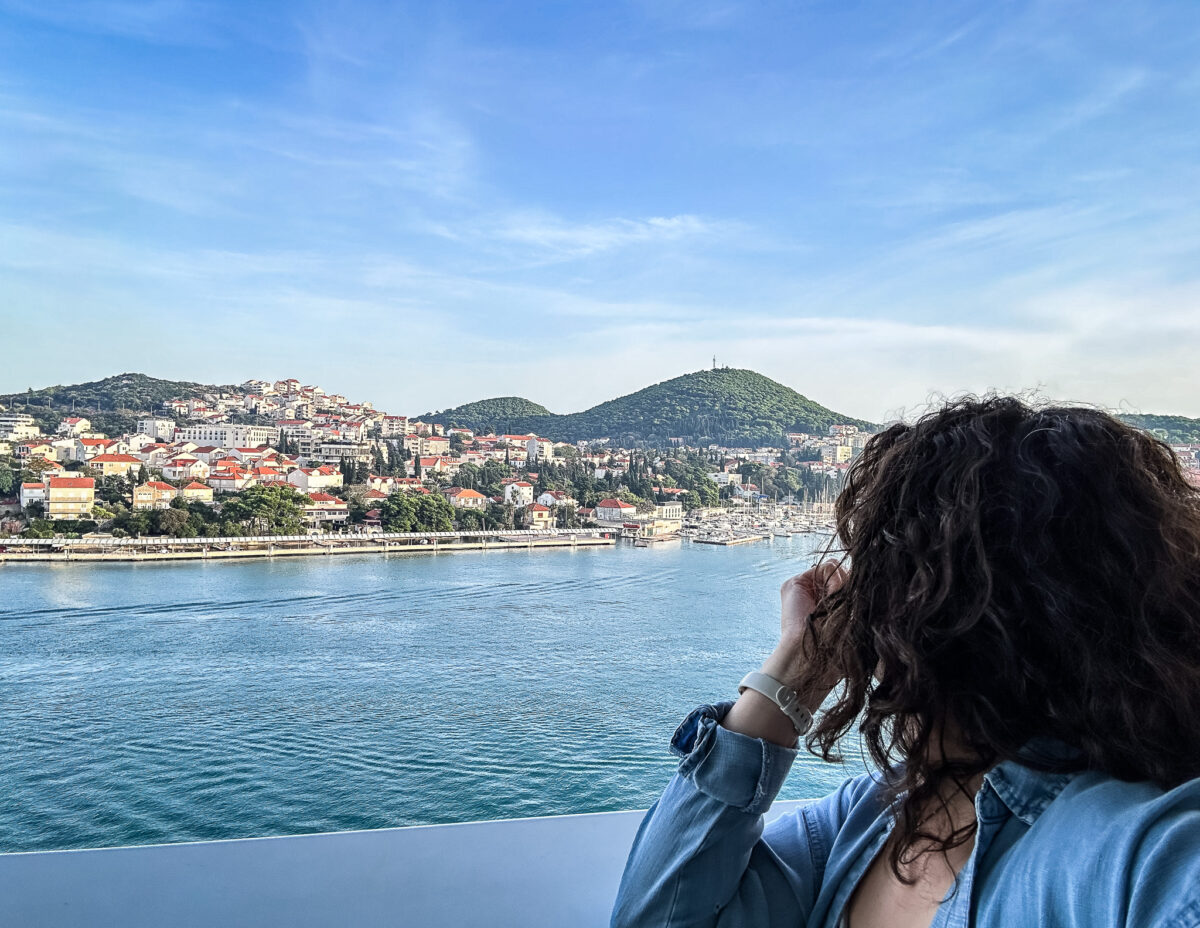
(778, 560, 848, 649)
(721, 560, 847, 748)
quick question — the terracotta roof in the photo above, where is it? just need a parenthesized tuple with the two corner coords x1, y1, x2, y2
(90, 454, 141, 463)
(528, 503, 550, 512)
(182, 482, 211, 490)
(142, 481, 175, 491)
(21, 482, 45, 489)
(48, 477, 95, 489)
(597, 498, 634, 509)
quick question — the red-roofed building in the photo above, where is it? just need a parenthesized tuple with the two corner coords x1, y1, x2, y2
(56, 416, 92, 437)
(19, 482, 46, 509)
(73, 437, 123, 462)
(163, 457, 209, 481)
(249, 466, 286, 484)
(15, 441, 56, 463)
(522, 502, 553, 529)
(417, 456, 459, 476)
(366, 474, 397, 494)
(537, 490, 578, 509)
(303, 492, 349, 528)
(208, 469, 255, 493)
(595, 498, 636, 523)
(133, 481, 178, 510)
(88, 453, 143, 477)
(442, 487, 487, 509)
(503, 481, 535, 507)
(46, 477, 95, 519)
(178, 481, 214, 504)
(287, 465, 343, 494)
(420, 435, 450, 456)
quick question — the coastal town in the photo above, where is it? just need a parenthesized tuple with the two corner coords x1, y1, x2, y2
(2, 376, 1198, 558)
(0, 377, 880, 554)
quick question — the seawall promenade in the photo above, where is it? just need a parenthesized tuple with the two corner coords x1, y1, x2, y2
(0, 529, 616, 563)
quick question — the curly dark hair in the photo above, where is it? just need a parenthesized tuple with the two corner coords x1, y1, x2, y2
(799, 393, 1200, 880)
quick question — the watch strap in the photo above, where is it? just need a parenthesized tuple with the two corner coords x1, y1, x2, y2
(738, 670, 814, 737)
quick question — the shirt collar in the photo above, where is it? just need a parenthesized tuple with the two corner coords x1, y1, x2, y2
(983, 737, 1080, 826)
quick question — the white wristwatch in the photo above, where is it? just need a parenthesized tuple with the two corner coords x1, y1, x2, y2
(738, 670, 814, 739)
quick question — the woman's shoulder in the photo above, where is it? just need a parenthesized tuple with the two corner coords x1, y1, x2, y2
(1015, 770, 1200, 927)
(1050, 769, 1200, 829)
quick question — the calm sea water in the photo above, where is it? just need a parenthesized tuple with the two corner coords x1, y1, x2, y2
(0, 536, 865, 853)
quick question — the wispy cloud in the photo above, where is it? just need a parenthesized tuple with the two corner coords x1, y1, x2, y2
(1, 0, 1199, 420)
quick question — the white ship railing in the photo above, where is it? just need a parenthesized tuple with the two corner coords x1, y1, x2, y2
(0, 802, 805, 927)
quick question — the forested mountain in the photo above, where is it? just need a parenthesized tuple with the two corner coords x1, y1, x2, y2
(1116, 413, 1200, 443)
(427, 369, 876, 446)
(0, 373, 233, 436)
(426, 396, 553, 432)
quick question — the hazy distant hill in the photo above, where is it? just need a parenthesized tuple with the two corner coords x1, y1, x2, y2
(427, 368, 876, 446)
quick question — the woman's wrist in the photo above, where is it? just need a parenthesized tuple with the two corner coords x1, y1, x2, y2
(720, 641, 816, 748)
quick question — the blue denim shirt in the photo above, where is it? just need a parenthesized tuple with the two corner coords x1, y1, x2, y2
(611, 700, 1200, 928)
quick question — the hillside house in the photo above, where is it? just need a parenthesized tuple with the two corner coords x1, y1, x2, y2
(45, 476, 95, 519)
(133, 481, 178, 510)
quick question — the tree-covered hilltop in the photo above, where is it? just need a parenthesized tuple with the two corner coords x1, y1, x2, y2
(423, 396, 553, 432)
(0, 372, 236, 435)
(429, 369, 876, 447)
(1117, 413, 1200, 443)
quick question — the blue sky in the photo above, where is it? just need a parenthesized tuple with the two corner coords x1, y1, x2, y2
(2, 0, 1199, 421)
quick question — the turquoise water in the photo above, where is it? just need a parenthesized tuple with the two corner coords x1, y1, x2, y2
(0, 537, 865, 853)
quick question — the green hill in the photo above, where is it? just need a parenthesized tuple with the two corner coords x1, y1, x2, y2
(1116, 413, 1200, 443)
(425, 396, 553, 433)
(0, 372, 234, 436)
(429, 369, 875, 446)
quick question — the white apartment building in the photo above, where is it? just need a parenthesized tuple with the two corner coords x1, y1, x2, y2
(0, 413, 40, 441)
(287, 466, 344, 494)
(526, 437, 554, 462)
(595, 498, 636, 522)
(820, 445, 854, 464)
(136, 418, 176, 442)
(174, 424, 281, 448)
(379, 416, 409, 438)
(19, 481, 46, 509)
(57, 417, 92, 437)
(503, 481, 535, 507)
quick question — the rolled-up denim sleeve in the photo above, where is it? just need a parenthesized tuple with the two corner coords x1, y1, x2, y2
(610, 700, 821, 928)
